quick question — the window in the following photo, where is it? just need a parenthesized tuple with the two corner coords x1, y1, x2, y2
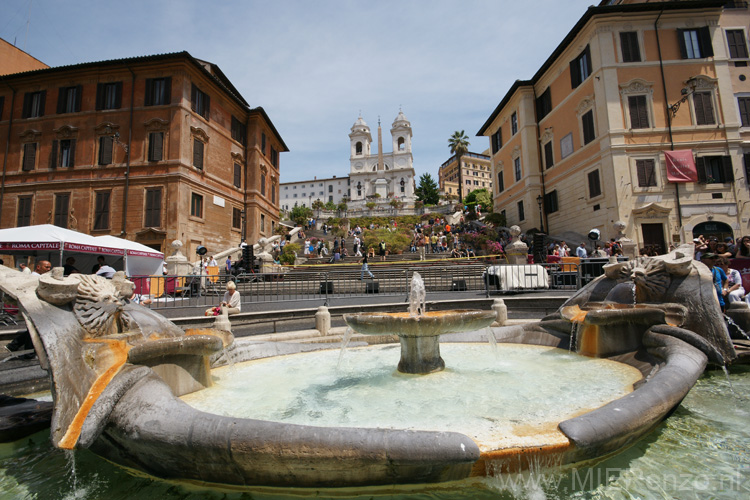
(744, 153, 750, 188)
(191, 84, 210, 120)
(232, 207, 242, 229)
(22, 143, 37, 171)
(740, 97, 750, 126)
(0, 96, 4, 120)
(726, 29, 749, 59)
(588, 169, 602, 198)
(511, 112, 518, 135)
(56, 85, 82, 114)
(99, 136, 114, 165)
(17, 196, 32, 226)
(497, 171, 504, 193)
(636, 159, 657, 187)
(271, 181, 276, 203)
(145, 188, 162, 227)
(261, 214, 266, 232)
(193, 139, 204, 169)
(271, 146, 278, 168)
(582, 110, 596, 144)
(517, 201, 525, 221)
(544, 141, 554, 170)
(231, 116, 246, 145)
(328, 185, 333, 192)
(96, 82, 122, 110)
(54, 193, 70, 228)
(693, 92, 715, 125)
(148, 132, 163, 162)
(620, 32, 641, 62)
(261, 173, 266, 196)
(22, 91, 46, 118)
(398, 137, 405, 151)
(190, 193, 203, 218)
(544, 190, 559, 214)
(570, 45, 592, 88)
(628, 95, 650, 129)
(536, 88, 552, 121)
(514, 157, 522, 182)
(261, 133, 266, 155)
(233, 163, 242, 188)
(697, 156, 734, 183)
(93, 192, 110, 230)
(356, 141, 362, 155)
(50, 139, 76, 168)
(144, 77, 171, 106)
(678, 27, 713, 59)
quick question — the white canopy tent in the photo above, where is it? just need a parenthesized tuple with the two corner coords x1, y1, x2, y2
(0, 225, 163, 276)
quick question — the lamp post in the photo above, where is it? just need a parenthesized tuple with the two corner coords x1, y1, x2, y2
(668, 77, 698, 118)
(536, 194, 544, 233)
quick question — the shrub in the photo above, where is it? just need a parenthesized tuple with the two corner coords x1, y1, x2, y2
(362, 228, 411, 254)
(280, 243, 300, 265)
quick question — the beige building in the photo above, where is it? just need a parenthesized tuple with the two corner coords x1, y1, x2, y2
(438, 150, 492, 200)
(478, 0, 750, 251)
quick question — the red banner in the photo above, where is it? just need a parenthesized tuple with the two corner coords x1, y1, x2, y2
(730, 257, 750, 292)
(63, 242, 123, 256)
(0, 242, 60, 251)
(664, 149, 698, 183)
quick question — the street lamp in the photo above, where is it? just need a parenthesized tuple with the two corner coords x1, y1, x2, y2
(668, 77, 698, 118)
(536, 194, 544, 233)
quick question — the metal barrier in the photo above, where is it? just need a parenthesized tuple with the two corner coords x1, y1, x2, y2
(134, 261, 582, 310)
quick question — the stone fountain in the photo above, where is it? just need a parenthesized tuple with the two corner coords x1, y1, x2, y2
(0, 243, 739, 488)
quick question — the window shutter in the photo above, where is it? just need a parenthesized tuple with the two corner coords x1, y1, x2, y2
(696, 157, 707, 183)
(96, 83, 104, 110)
(694, 93, 715, 125)
(204, 93, 210, 120)
(739, 97, 750, 126)
(570, 58, 581, 88)
(628, 96, 649, 128)
(677, 29, 688, 59)
(22, 143, 36, 171)
(57, 88, 66, 114)
(193, 139, 204, 169)
(636, 160, 647, 186)
(50, 140, 58, 168)
(99, 136, 113, 165)
(544, 141, 554, 169)
(22, 92, 31, 118)
(114, 82, 123, 109)
(74, 85, 82, 112)
(144, 78, 153, 106)
(38, 91, 45, 116)
(721, 156, 734, 182)
(163, 77, 171, 104)
(68, 139, 76, 167)
(744, 153, 750, 184)
(149, 132, 163, 161)
(191, 84, 197, 112)
(699, 26, 713, 57)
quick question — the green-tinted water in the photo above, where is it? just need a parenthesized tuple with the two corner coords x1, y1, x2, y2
(1, 367, 747, 499)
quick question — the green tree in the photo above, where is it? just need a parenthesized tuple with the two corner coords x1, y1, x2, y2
(289, 205, 313, 226)
(312, 199, 325, 211)
(415, 173, 440, 205)
(448, 130, 470, 204)
(324, 200, 336, 210)
(463, 188, 492, 212)
(337, 202, 348, 212)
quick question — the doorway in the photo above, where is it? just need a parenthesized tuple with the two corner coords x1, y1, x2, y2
(692, 221, 734, 242)
(641, 223, 666, 254)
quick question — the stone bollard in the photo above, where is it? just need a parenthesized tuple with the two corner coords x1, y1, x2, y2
(315, 306, 331, 336)
(492, 298, 507, 326)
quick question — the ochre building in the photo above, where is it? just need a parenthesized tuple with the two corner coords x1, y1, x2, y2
(438, 149, 492, 200)
(0, 51, 286, 257)
(478, 0, 750, 251)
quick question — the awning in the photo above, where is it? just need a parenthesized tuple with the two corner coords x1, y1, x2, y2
(664, 149, 698, 183)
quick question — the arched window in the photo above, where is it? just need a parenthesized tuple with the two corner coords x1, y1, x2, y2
(356, 142, 362, 155)
(357, 181, 362, 197)
(397, 137, 405, 151)
(400, 178, 405, 193)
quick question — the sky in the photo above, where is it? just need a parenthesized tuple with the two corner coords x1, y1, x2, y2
(0, 0, 594, 183)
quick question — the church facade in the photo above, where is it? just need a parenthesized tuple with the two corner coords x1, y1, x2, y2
(348, 111, 416, 208)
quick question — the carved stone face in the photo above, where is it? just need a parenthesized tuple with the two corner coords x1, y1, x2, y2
(606, 256, 672, 303)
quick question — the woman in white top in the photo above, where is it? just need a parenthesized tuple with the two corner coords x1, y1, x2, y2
(717, 257, 745, 303)
(221, 281, 241, 315)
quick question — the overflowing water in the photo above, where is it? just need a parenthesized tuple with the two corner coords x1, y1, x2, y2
(336, 327, 354, 370)
(724, 314, 750, 341)
(408, 272, 426, 317)
(2, 366, 747, 499)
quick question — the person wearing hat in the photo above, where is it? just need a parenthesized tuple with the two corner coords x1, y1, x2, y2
(700, 253, 727, 312)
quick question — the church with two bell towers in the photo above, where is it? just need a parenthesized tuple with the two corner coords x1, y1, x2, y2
(348, 111, 416, 207)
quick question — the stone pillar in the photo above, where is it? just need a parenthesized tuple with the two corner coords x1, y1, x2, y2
(613, 221, 637, 260)
(492, 298, 508, 326)
(165, 240, 192, 276)
(315, 306, 331, 336)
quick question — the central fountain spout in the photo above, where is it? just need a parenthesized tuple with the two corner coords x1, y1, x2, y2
(344, 272, 496, 374)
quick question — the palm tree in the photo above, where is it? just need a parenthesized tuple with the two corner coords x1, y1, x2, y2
(448, 130, 470, 204)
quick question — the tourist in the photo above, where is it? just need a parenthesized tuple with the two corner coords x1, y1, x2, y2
(716, 242, 734, 259)
(63, 257, 79, 276)
(738, 236, 750, 257)
(96, 261, 116, 279)
(701, 253, 727, 312)
(19, 263, 31, 274)
(206, 281, 241, 316)
(378, 240, 387, 261)
(359, 254, 374, 280)
(725, 237, 737, 257)
(576, 242, 588, 258)
(91, 255, 106, 274)
(208, 255, 218, 266)
(717, 257, 745, 303)
(367, 245, 375, 258)
(560, 241, 570, 257)
(417, 232, 426, 261)
(592, 245, 607, 258)
(303, 239, 310, 255)
(225, 256, 232, 274)
(31, 260, 52, 276)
